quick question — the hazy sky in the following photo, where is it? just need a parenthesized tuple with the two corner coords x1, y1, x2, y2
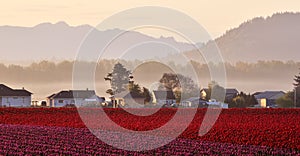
(2, 0, 300, 39)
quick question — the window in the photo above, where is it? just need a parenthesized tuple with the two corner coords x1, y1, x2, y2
(22, 97, 25, 103)
(13, 97, 18, 99)
(58, 100, 64, 103)
(71, 100, 75, 104)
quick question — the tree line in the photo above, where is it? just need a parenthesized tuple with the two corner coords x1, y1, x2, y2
(0, 59, 299, 83)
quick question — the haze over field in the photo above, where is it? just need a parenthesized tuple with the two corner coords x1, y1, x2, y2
(0, 60, 299, 100)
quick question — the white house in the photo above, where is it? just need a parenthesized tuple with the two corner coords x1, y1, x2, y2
(181, 97, 208, 107)
(206, 99, 229, 108)
(254, 91, 285, 108)
(47, 89, 104, 107)
(152, 90, 176, 105)
(0, 84, 32, 107)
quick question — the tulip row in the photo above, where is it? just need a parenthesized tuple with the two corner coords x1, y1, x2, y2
(0, 108, 299, 151)
(0, 124, 298, 155)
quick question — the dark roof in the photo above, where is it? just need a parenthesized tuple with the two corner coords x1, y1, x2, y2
(114, 91, 145, 99)
(201, 88, 209, 93)
(226, 88, 239, 94)
(254, 91, 285, 99)
(0, 84, 32, 96)
(153, 90, 176, 100)
(50, 90, 96, 99)
(252, 92, 262, 96)
(47, 93, 56, 98)
(201, 88, 238, 94)
(88, 95, 106, 101)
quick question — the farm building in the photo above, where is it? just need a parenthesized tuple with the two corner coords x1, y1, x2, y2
(254, 91, 285, 108)
(181, 97, 208, 107)
(112, 91, 145, 108)
(201, 88, 239, 100)
(0, 84, 32, 107)
(152, 90, 176, 105)
(47, 89, 104, 107)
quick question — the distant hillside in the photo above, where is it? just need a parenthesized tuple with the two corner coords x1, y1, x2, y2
(213, 12, 300, 62)
(0, 22, 198, 64)
(186, 12, 300, 63)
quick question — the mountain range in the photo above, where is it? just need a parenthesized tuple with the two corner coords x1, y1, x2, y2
(0, 21, 199, 64)
(0, 12, 300, 64)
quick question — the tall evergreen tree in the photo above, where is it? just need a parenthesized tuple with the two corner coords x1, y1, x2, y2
(105, 62, 151, 105)
(293, 69, 300, 87)
(104, 62, 130, 94)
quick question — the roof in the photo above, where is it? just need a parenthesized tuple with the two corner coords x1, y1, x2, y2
(201, 88, 209, 93)
(47, 93, 56, 98)
(182, 97, 207, 102)
(50, 90, 96, 99)
(88, 95, 105, 101)
(252, 92, 262, 96)
(115, 91, 145, 99)
(225, 88, 239, 94)
(254, 91, 285, 100)
(201, 88, 238, 94)
(153, 90, 176, 100)
(0, 84, 32, 96)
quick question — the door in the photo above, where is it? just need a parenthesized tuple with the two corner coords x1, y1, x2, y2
(0, 97, 2, 106)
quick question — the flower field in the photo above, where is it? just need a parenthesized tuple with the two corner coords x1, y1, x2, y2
(0, 108, 299, 155)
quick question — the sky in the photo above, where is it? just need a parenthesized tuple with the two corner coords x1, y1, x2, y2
(1, 1, 300, 98)
(1, 0, 300, 39)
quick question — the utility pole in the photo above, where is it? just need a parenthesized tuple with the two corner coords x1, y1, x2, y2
(294, 86, 300, 108)
(294, 88, 296, 108)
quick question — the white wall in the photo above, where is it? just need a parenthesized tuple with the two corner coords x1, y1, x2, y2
(157, 99, 176, 105)
(1, 96, 31, 107)
(46, 98, 52, 107)
(53, 98, 85, 107)
(151, 92, 176, 105)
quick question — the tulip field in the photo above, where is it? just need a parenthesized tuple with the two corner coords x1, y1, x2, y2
(0, 108, 299, 155)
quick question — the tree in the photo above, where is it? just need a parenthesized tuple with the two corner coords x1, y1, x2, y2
(232, 96, 246, 108)
(104, 62, 131, 94)
(142, 87, 152, 104)
(293, 68, 300, 87)
(204, 81, 225, 102)
(228, 92, 257, 108)
(210, 84, 226, 102)
(104, 63, 151, 105)
(276, 91, 294, 108)
(159, 73, 199, 101)
(247, 94, 258, 106)
(106, 89, 114, 96)
(129, 83, 143, 94)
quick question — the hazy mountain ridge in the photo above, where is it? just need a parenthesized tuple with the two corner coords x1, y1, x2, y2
(0, 21, 198, 64)
(2, 12, 300, 64)
(201, 12, 300, 62)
